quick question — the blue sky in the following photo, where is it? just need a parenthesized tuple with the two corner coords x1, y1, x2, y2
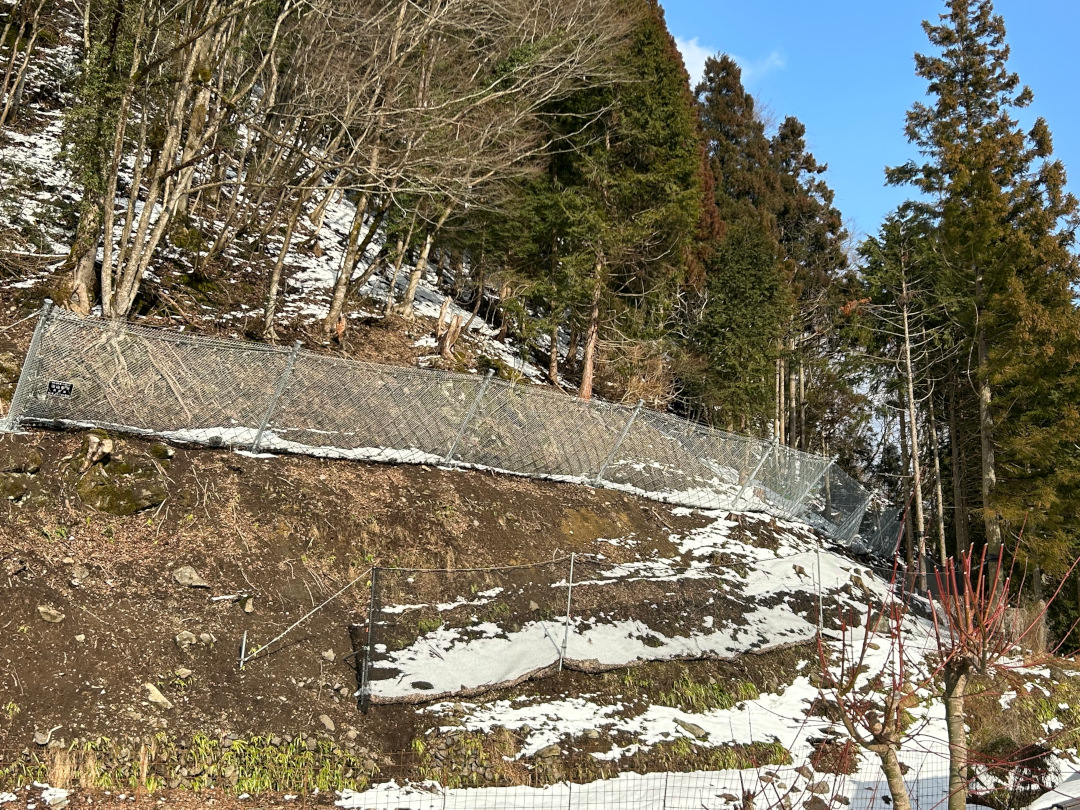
(660, 0, 1080, 242)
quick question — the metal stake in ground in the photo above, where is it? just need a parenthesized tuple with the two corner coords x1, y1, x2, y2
(444, 368, 496, 464)
(3, 298, 54, 433)
(595, 400, 643, 486)
(251, 340, 301, 453)
(360, 566, 380, 714)
(558, 553, 575, 672)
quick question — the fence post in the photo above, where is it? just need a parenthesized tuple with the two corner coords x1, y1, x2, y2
(735, 437, 778, 510)
(251, 340, 301, 453)
(359, 566, 379, 714)
(595, 399, 643, 485)
(444, 368, 495, 464)
(558, 553, 575, 672)
(3, 299, 54, 433)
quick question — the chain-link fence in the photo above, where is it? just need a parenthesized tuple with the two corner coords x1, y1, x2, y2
(3, 303, 877, 545)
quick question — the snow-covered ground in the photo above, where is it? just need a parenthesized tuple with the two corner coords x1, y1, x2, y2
(368, 512, 878, 703)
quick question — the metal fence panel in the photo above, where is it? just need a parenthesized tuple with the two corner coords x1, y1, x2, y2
(2, 306, 881, 549)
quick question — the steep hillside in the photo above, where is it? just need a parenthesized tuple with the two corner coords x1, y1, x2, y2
(0, 427, 1077, 805)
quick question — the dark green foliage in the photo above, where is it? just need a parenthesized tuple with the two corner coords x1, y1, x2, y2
(684, 219, 786, 426)
(883, 0, 1080, 643)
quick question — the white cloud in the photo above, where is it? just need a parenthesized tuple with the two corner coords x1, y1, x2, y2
(735, 50, 786, 83)
(673, 37, 787, 89)
(674, 36, 712, 88)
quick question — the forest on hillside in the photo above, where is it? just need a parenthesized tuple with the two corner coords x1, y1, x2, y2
(0, 0, 1078, 646)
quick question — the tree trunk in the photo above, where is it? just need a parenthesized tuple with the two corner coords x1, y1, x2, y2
(798, 358, 807, 452)
(438, 314, 462, 361)
(496, 281, 511, 342)
(566, 324, 579, 372)
(449, 252, 464, 297)
(949, 377, 970, 557)
(322, 190, 372, 333)
(927, 392, 948, 565)
(943, 666, 969, 810)
(462, 261, 484, 333)
(777, 354, 786, 445)
(383, 229, 411, 317)
(974, 270, 1002, 558)
(879, 746, 914, 810)
(900, 277, 927, 592)
(788, 338, 797, 449)
(262, 197, 304, 340)
(899, 405, 916, 594)
(578, 270, 602, 401)
(397, 203, 454, 319)
(64, 205, 101, 314)
(548, 319, 559, 387)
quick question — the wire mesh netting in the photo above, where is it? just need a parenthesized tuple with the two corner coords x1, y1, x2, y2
(3, 305, 878, 546)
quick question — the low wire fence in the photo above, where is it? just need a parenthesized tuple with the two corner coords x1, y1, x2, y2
(334, 755, 962, 810)
(356, 546, 885, 708)
(2, 303, 887, 546)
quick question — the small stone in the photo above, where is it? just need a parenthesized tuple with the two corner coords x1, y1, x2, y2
(804, 797, 830, 810)
(795, 765, 814, 780)
(33, 730, 51, 746)
(674, 718, 708, 739)
(529, 601, 540, 611)
(175, 668, 192, 679)
(583, 729, 600, 740)
(37, 605, 64, 623)
(243, 597, 254, 614)
(72, 564, 90, 582)
(143, 683, 173, 710)
(322, 649, 336, 663)
(318, 714, 335, 732)
(62, 557, 75, 565)
(175, 631, 197, 649)
(173, 566, 209, 588)
(75, 634, 86, 643)
(198, 633, 215, 645)
(809, 782, 830, 795)
(536, 744, 561, 759)
(345, 729, 359, 741)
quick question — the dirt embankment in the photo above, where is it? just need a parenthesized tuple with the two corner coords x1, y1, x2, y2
(0, 429, 717, 758)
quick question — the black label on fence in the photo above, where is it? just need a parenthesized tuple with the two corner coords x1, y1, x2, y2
(46, 380, 74, 398)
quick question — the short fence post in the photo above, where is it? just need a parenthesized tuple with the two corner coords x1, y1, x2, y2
(251, 340, 301, 453)
(595, 399, 643, 485)
(735, 437, 777, 509)
(558, 553, 575, 672)
(444, 368, 495, 464)
(359, 566, 379, 714)
(3, 299, 54, 433)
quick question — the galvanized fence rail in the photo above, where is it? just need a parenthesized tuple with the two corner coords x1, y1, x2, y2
(1, 304, 890, 547)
